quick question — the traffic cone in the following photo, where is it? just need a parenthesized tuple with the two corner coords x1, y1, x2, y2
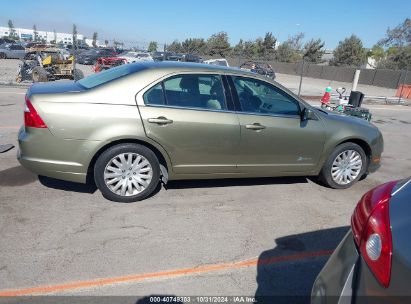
(321, 87, 332, 104)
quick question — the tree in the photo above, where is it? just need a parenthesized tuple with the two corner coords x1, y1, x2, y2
(148, 41, 158, 52)
(243, 40, 257, 58)
(206, 32, 231, 56)
(303, 38, 325, 63)
(92, 32, 98, 48)
(262, 32, 277, 58)
(72, 24, 78, 48)
(330, 34, 365, 67)
(33, 25, 38, 42)
(253, 37, 265, 58)
(365, 44, 385, 67)
(377, 18, 411, 70)
(113, 40, 124, 49)
(104, 39, 109, 47)
(276, 33, 305, 63)
(379, 18, 411, 47)
(167, 40, 183, 53)
(8, 20, 17, 39)
(181, 38, 206, 54)
(276, 42, 296, 62)
(231, 39, 244, 56)
(377, 46, 411, 70)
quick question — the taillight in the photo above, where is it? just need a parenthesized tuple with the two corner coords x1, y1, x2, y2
(24, 97, 47, 128)
(351, 181, 397, 288)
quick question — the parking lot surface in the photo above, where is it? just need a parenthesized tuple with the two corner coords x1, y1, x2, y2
(0, 86, 410, 299)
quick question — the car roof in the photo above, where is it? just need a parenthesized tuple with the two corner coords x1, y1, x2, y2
(132, 61, 250, 75)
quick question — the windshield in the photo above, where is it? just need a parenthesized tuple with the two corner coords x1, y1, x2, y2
(77, 63, 148, 89)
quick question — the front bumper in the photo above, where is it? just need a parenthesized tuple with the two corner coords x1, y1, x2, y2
(368, 129, 384, 174)
(311, 230, 359, 304)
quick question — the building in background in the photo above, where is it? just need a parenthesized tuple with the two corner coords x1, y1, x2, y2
(84, 38, 105, 47)
(0, 26, 101, 46)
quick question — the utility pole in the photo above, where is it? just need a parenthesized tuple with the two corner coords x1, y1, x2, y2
(298, 58, 304, 96)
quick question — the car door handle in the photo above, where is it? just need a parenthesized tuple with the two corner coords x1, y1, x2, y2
(245, 123, 266, 130)
(147, 117, 173, 125)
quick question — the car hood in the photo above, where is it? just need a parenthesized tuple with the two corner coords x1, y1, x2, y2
(316, 108, 377, 129)
(28, 81, 85, 97)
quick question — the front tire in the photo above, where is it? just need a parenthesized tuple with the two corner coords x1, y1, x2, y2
(319, 142, 367, 189)
(94, 143, 160, 202)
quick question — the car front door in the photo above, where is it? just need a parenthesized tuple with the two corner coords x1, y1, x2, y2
(137, 73, 240, 175)
(228, 75, 326, 175)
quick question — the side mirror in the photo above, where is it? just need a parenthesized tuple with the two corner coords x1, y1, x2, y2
(301, 108, 316, 121)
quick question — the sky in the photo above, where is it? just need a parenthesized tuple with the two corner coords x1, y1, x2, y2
(0, 0, 410, 49)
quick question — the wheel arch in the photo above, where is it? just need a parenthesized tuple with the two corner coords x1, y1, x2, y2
(316, 137, 372, 175)
(86, 138, 171, 183)
(337, 138, 372, 162)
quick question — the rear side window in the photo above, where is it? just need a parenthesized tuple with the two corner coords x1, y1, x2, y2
(77, 64, 148, 89)
(144, 74, 227, 111)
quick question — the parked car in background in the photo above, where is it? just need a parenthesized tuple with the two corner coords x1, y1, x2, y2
(0, 37, 15, 46)
(18, 62, 383, 202)
(93, 57, 127, 72)
(240, 61, 276, 79)
(77, 48, 117, 65)
(181, 53, 202, 63)
(312, 178, 411, 303)
(152, 51, 183, 61)
(0, 43, 26, 59)
(65, 43, 90, 53)
(118, 51, 153, 63)
(204, 58, 229, 67)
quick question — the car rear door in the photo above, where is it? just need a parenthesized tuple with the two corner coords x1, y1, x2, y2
(228, 75, 325, 175)
(137, 73, 240, 175)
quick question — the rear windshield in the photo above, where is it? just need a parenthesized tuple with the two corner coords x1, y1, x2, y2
(77, 64, 148, 89)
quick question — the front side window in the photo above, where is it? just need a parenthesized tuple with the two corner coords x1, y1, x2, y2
(232, 76, 300, 116)
(144, 74, 227, 111)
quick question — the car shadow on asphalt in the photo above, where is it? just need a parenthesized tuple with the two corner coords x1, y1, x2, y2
(255, 226, 350, 304)
(165, 176, 310, 189)
(0, 165, 38, 186)
(37, 175, 163, 199)
(38, 175, 98, 194)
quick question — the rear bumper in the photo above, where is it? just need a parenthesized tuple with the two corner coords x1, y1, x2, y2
(311, 230, 359, 304)
(17, 126, 97, 183)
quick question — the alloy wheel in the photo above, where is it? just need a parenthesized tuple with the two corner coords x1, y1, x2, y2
(104, 152, 153, 196)
(331, 150, 363, 185)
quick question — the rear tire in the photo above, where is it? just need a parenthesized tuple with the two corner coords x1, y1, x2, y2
(319, 142, 367, 189)
(32, 66, 48, 82)
(94, 143, 160, 202)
